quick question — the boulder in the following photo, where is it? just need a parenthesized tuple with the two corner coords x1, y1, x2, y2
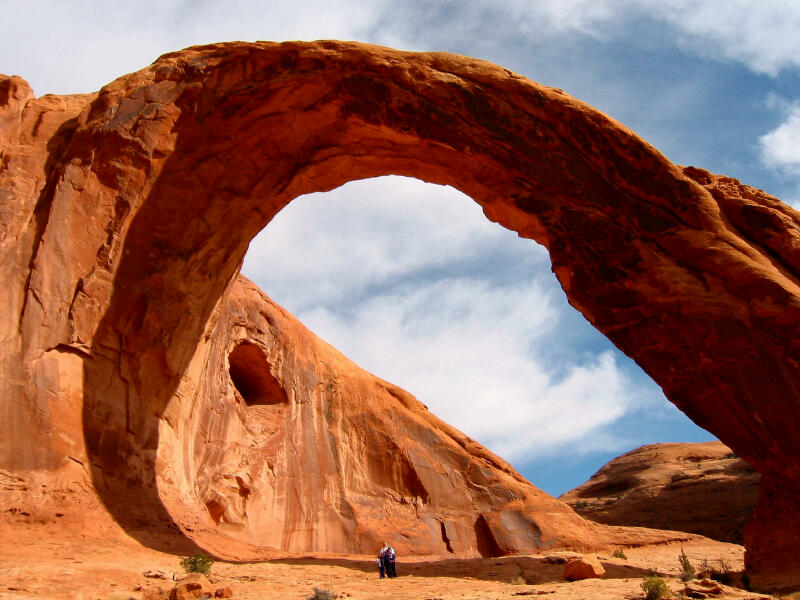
(170, 573, 213, 600)
(562, 556, 605, 581)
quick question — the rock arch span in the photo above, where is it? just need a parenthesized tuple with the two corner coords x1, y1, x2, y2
(1, 41, 799, 589)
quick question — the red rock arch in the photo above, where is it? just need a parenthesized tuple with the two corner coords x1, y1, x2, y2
(3, 41, 799, 588)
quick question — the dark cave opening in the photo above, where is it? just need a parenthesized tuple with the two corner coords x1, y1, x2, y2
(228, 341, 289, 406)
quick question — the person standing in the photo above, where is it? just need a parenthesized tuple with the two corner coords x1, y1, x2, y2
(376, 545, 387, 579)
(384, 545, 397, 578)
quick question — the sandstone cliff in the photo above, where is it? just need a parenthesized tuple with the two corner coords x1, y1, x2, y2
(157, 275, 681, 556)
(561, 442, 760, 544)
(2, 41, 800, 589)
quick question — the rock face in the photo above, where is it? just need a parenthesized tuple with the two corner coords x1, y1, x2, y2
(160, 275, 666, 556)
(2, 41, 800, 589)
(560, 442, 760, 544)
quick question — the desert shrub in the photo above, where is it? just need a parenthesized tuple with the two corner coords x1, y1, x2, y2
(308, 587, 338, 600)
(612, 548, 628, 560)
(641, 575, 670, 600)
(709, 559, 731, 584)
(509, 575, 526, 585)
(180, 552, 214, 576)
(700, 557, 732, 583)
(679, 548, 695, 582)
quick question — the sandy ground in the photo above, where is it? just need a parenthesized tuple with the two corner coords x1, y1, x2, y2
(0, 517, 773, 600)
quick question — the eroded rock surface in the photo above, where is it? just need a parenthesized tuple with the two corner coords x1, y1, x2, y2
(560, 442, 760, 544)
(2, 41, 800, 589)
(160, 276, 684, 556)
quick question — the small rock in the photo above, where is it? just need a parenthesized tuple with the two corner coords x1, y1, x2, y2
(685, 577, 724, 598)
(143, 570, 167, 579)
(214, 586, 233, 598)
(562, 556, 605, 581)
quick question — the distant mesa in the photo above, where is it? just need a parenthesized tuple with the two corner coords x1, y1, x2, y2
(561, 441, 760, 545)
(1, 41, 800, 591)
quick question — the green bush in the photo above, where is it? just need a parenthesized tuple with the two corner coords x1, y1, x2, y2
(612, 548, 628, 560)
(641, 575, 670, 600)
(679, 548, 695, 582)
(180, 552, 214, 576)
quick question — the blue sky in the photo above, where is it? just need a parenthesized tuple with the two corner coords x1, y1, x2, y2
(3, 1, 799, 496)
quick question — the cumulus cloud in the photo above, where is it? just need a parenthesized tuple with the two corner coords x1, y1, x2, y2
(371, 0, 800, 77)
(1, 0, 390, 94)
(243, 177, 656, 462)
(758, 96, 800, 208)
(518, 0, 800, 76)
(243, 176, 551, 309)
(5, 0, 799, 95)
(299, 278, 636, 461)
(760, 100, 800, 176)
(644, 0, 800, 76)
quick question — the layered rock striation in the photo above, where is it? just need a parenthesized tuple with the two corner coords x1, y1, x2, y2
(2, 41, 800, 589)
(561, 442, 760, 544)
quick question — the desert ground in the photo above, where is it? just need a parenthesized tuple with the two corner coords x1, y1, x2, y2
(0, 514, 770, 600)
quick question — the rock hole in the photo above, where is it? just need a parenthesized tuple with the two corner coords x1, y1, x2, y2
(235, 476, 251, 498)
(205, 499, 225, 524)
(228, 341, 288, 406)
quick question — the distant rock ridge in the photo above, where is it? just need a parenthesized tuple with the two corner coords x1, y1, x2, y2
(2, 41, 800, 589)
(560, 442, 760, 544)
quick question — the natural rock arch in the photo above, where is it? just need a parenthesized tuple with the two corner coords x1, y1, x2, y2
(2, 41, 799, 588)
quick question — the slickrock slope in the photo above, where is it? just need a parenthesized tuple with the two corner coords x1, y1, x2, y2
(157, 275, 680, 557)
(2, 41, 800, 589)
(560, 442, 760, 544)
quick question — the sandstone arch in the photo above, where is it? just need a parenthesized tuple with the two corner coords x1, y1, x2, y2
(2, 41, 800, 589)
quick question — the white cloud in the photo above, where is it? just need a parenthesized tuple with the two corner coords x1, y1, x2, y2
(5, 0, 799, 96)
(372, 0, 800, 77)
(297, 276, 638, 462)
(1, 0, 390, 95)
(519, 0, 800, 76)
(243, 176, 550, 310)
(645, 0, 800, 76)
(244, 176, 650, 462)
(760, 101, 800, 175)
(759, 97, 800, 208)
